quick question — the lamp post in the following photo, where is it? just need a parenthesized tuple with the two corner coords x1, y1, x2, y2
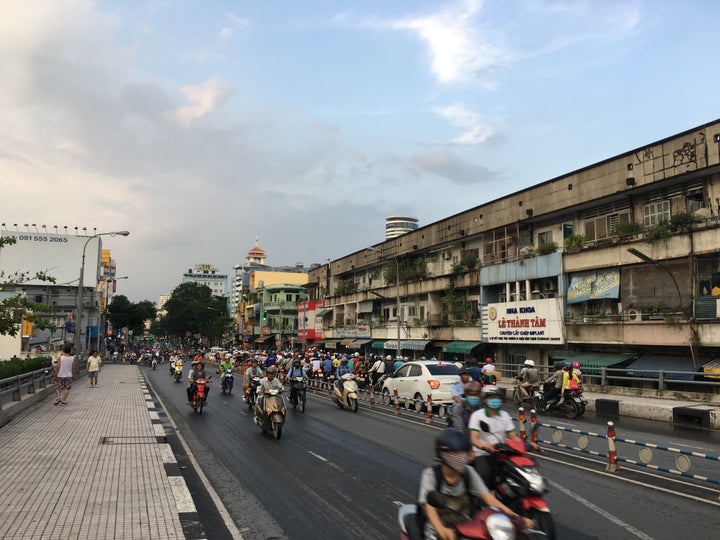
(74, 231, 130, 356)
(368, 247, 401, 355)
(627, 247, 695, 366)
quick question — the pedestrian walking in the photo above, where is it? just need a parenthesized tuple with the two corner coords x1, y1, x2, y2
(54, 345, 76, 405)
(86, 349, 102, 387)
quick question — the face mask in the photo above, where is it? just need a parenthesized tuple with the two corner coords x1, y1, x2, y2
(487, 398, 503, 410)
(466, 396, 481, 408)
(440, 451, 469, 473)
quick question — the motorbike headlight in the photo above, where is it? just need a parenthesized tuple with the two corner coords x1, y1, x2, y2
(520, 467, 546, 494)
(486, 513, 515, 540)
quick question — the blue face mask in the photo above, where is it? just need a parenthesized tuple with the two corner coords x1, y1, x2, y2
(465, 396, 481, 407)
(487, 398, 503, 410)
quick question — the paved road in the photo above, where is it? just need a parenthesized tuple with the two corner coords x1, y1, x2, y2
(144, 367, 720, 539)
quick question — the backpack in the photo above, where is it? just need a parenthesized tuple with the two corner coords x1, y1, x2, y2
(384, 358, 395, 374)
(416, 464, 470, 532)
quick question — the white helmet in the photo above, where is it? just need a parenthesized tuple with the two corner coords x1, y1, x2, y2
(524, 359, 535, 367)
(385, 355, 392, 360)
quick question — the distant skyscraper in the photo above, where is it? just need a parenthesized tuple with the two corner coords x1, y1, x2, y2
(385, 216, 419, 239)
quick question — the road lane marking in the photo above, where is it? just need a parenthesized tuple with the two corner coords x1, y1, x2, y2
(548, 480, 655, 540)
(308, 451, 328, 462)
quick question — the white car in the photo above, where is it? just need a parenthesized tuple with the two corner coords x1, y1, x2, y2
(381, 361, 460, 408)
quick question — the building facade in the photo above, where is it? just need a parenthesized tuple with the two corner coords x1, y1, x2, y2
(309, 119, 720, 377)
(182, 264, 228, 299)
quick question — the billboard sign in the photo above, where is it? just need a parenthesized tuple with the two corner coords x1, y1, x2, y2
(0, 232, 103, 286)
(486, 299, 564, 344)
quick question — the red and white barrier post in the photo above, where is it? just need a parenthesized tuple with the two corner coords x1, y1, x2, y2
(426, 394, 433, 424)
(517, 407, 526, 442)
(529, 408, 539, 450)
(606, 421, 619, 472)
(369, 385, 375, 409)
(394, 388, 400, 416)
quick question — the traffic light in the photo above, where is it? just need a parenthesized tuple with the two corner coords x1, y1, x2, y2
(262, 309, 268, 322)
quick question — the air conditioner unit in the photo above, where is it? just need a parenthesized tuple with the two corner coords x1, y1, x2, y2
(627, 309, 642, 321)
(542, 279, 557, 292)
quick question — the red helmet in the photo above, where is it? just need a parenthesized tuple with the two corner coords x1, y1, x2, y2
(572, 361, 581, 369)
(485, 357, 493, 364)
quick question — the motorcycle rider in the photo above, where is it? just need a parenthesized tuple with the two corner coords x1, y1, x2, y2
(480, 357, 496, 385)
(468, 386, 524, 488)
(172, 355, 183, 376)
(557, 362, 581, 406)
(368, 354, 385, 387)
(187, 360, 212, 404)
(219, 355, 235, 388)
(287, 358, 307, 404)
(417, 428, 530, 540)
(335, 358, 352, 392)
(450, 367, 473, 423)
(541, 363, 564, 411)
(449, 381, 482, 431)
(516, 359, 539, 400)
(243, 357, 264, 401)
(255, 366, 283, 418)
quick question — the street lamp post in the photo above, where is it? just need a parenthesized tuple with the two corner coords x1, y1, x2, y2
(74, 231, 130, 357)
(627, 247, 696, 366)
(368, 247, 401, 355)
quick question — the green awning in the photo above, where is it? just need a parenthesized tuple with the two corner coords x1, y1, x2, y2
(443, 341, 483, 354)
(552, 352, 635, 375)
(316, 308, 333, 318)
(371, 340, 386, 349)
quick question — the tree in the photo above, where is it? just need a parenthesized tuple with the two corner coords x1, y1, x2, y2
(107, 295, 157, 336)
(0, 236, 56, 337)
(158, 282, 231, 343)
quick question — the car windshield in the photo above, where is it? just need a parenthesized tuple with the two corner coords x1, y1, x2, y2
(426, 364, 459, 375)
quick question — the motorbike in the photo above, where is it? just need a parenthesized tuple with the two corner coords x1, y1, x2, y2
(480, 372, 497, 386)
(539, 383, 586, 419)
(479, 422, 555, 539)
(254, 388, 286, 439)
(174, 365, 183, 383)
(190, 377, 208, 414)
(151, 359, 158, 370)
(221, 368, 234, 394)
(398, 490, 546, 540)
(289, 376, 307, 413)
(332, 373, 359, 412)
(246, 376, 262, 409)
(355, 371, 368, 390)
(512, 382, 542, 411)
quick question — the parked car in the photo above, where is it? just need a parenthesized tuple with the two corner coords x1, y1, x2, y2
(381, 360, 460, 408)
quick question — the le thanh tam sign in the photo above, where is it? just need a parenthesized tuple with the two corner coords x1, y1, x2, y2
(486, 299, 564, 344)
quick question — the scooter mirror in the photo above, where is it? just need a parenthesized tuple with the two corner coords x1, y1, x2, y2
(427, 491, 447, 509)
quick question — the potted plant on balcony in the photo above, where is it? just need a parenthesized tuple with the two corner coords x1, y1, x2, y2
(536, 241, 559, 256)
(563, 234, 586, 252)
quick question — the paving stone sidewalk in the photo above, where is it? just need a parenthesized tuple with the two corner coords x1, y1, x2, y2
(0, 364, 188, 540)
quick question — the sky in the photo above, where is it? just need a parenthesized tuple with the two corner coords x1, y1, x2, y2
(2, 0, 719, 303)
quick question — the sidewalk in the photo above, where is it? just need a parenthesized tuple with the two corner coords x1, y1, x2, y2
(0, 365, 193, 540)
(498, 382, 720, 429)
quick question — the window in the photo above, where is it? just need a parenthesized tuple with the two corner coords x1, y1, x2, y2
(686, 190, 705, 213)
(408, 365, 422, 377)
(538, 231, 553, 244)
(427, 364, 460, 375)
(584, 211, 631, 242)
(396, 365, 411, 377)
(407, 305, 417, 317)
(643, 200, 670, 227)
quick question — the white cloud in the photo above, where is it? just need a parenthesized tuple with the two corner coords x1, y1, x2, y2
(392, 0, 508, 85)
(168, 77, 231, 126)
(434, 103, 495, 145)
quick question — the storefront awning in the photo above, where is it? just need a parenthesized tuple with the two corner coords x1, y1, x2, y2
(443, 341, 483, 354)
(340, 338, 355, 346)
(552, 352, 635, 375)
(400, 340, 431, 351)
(371, 340, 386, 349)
(324, 339, 340, 349)
(316, 308, 333, 318)
(348, 338, 373, 349)
(626, 355, 698, 381)
(254, 335, 273, 344)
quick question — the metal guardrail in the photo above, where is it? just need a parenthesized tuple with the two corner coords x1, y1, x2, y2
(0, 368, 55, 411)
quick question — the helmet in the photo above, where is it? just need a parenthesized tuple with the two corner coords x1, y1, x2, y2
(266, 366, 277, 375)
(571, 361, 581, 369)
(385, 355, 392, 360)
(464, 381, 482, 395)
(293, 358, 301, 365)
(191, 360, 198, 366)
(435, 428, 471, 456)
(524, 359, 535, 367)
(459, 367, 471, 376)
(564, 362, 572, 370)
(340, 358, 348, 364)
(481, 385, 503, 399)
(354, 352, 360, 357)
(196, 361, 204, 368)
(485, 357, 493, 364)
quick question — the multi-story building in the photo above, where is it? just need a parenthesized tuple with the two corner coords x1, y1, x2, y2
(254, 283, 307, 349)
(309, 119, 720, 379)
(182, 264, 228, 305)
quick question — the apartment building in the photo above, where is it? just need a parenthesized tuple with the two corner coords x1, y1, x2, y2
(307, 119, 720, 377)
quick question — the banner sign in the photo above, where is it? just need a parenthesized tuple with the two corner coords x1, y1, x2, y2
(567, 269, 620, 304)
(486, 299, 564, 344)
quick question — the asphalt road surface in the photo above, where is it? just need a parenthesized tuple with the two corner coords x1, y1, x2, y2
(144, 367, 720, 540)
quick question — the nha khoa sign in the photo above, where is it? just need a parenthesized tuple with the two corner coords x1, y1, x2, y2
(486, 299, 564, 344)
